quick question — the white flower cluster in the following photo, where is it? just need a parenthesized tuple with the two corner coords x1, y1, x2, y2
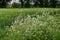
(9, 12, 60, 40)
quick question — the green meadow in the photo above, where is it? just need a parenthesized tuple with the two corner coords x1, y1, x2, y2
(0, 8, 60, 40)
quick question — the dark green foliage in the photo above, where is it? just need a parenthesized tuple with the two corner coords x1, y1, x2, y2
(34, 0, 40, 7)
(20, 0, 24, 8)
(50, 0, 57, 8)
(0, 0, 60, 8)
(24, 0, 30, 8)
(44, 0, 48, 7)
(0, 0, 11, 8)
(12, 2, 20, 8)
(38, 0, 44, 7)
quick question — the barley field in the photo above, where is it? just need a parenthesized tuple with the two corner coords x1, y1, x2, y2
(0, 8, 60, 40)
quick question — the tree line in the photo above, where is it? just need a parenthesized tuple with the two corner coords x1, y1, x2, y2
(0, 0, 60, 8)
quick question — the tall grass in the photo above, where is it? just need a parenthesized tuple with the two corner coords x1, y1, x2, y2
(0, 8, 60, 40)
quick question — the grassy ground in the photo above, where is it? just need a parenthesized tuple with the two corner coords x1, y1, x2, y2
(0, 8, 60, 27)
(0, 8, 60, 40)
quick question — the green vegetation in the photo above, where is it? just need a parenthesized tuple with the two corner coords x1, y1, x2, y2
(0, 0, 60, 8)
(0, 8, 60, 40)
(0, 9, 20, 28)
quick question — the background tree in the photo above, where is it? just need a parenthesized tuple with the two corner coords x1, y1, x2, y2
(20, 0, 24, 8)
(12, 2, 20, 8)
(0, 0, 60, 8)
(37, 0, 44, 7)
(0, 0, 11, 8)
(50, 0, 57, 8)
(34, 0, 40, 7)
(44, 0, 48, 7)
(24, 0, 30, 8)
